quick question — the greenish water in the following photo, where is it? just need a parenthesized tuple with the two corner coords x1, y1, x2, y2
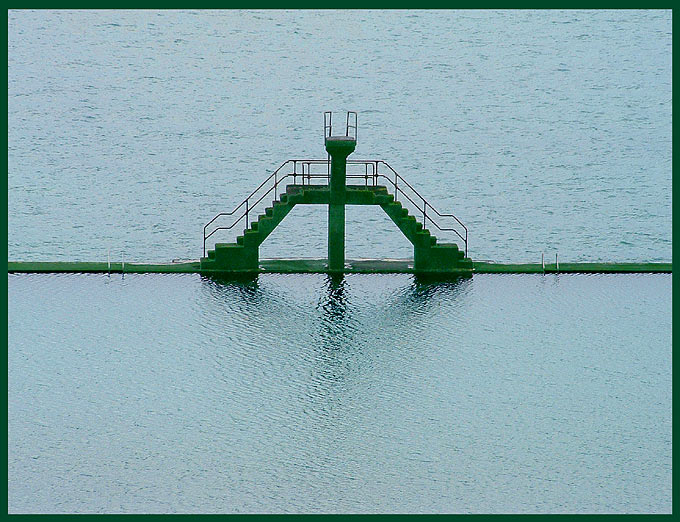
(7, 9, 672, 514)
(8, 9, 671, 264)
(8, 273, 671, 513)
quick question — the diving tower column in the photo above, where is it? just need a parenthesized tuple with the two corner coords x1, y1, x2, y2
(325, 135, 356, 271)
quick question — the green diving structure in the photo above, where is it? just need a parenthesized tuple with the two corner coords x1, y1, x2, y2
(200, 111, 473, 275)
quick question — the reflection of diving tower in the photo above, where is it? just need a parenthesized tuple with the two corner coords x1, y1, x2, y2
(200, 111, 471, 275)
(324, 111, 357, 271)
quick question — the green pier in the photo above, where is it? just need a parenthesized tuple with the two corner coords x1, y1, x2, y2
(7, 112, 672, 277)
(7, 260, 672, 275)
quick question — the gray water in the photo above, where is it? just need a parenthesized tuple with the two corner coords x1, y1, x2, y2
(8, 273, 672, 513)
(7, 9, 672, 514)
(8, 10, 671, 263)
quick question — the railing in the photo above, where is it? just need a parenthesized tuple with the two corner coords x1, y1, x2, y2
(203, 159, 468, 258)
(324, 111, 357, 139)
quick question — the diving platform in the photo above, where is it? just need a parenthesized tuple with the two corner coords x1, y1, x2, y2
(200, 111, 472, 275)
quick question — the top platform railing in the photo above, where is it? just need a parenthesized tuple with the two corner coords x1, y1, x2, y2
(202, 158, 468, 259)
(324, 111, 357, 140)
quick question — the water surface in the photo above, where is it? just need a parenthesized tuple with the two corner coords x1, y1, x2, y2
(8, 10, 672, 263)
(7, 9, 672, 514)
(8, 273, 672, 513)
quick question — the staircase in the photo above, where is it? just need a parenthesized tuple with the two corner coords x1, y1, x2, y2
(200, 180, 472, 273)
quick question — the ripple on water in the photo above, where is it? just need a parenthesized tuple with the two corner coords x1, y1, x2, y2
(8, 272, 671, 512)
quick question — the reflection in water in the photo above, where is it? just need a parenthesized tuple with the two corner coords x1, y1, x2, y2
(410, 274, 470, 300)
(199, 273, 263, 311)
(317, 274, 350, 348)
(201, 273, 260, 296)
(306, 272, 471, 410)
(197, 272, 471, 428)
(320, 273, 348, 319)
(312, 274, 355, 392)
(9, 273, 671, 512)
(389, 274, 471, 320)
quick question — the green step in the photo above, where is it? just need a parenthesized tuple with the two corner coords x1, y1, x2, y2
(254, 216, 274, 234)
(265, 207, 273, 217)
(436, 243, 464, 255)
(374, 194, 394, 204)
(413, 232, 436, 246)
(215, 241, 243, 249)
(242, 230, 260, 246)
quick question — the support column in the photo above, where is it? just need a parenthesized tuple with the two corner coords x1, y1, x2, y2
(325, 137, 356, 271)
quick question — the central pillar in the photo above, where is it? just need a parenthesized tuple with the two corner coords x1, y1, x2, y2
(325, 136, 356, 271)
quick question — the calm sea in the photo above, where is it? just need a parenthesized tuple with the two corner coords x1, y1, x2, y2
(8, 10, 671, 513)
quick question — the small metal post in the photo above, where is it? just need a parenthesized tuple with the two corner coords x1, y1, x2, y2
(394, 172, 398, 202)
(423, 202, 427, 227)
(274, 172, 277, 200)
(556, 253, 559, 273)
(245, 200, 249, 229)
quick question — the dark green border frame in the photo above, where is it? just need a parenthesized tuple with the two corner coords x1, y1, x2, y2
(4, 8, 675, 517)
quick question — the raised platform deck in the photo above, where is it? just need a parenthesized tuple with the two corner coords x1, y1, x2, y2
(7, 259, 672, 275)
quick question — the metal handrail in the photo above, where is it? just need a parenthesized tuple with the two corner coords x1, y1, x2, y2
(202, 159, 468, 257)
(324, 111, 357, 140)
(324, 112, 332, 138)
(374, 161, 468, 255)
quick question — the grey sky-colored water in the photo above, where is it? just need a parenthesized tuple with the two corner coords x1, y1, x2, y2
(8, 272, 672, 513)
(7, 10, 672, 514)
(8, 10, 671, 263)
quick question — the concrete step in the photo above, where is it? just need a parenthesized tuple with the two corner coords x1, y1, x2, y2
(374, 194, 395, 204)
